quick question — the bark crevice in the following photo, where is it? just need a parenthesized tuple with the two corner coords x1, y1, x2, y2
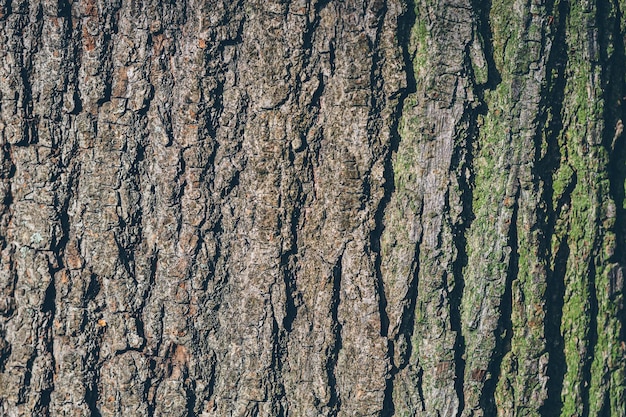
(326, 255, 343, 416)
(378, 0, 418, 413)
(478, 184, 519, 415)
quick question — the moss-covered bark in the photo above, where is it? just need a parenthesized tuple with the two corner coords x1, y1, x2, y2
(385, 0, 626, 416)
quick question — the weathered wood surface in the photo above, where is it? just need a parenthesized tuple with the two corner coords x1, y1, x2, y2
(0, 0, 624, 416)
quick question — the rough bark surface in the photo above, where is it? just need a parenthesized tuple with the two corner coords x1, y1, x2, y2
(0, 0, 624, 416)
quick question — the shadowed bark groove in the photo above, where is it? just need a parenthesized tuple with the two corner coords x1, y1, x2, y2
(539, 6, 570, 416)
(379, 1, 417, 415)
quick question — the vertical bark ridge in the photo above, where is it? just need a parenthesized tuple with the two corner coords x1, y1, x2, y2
(587, 0, 626, 414)
(381, 1, 485, 415)
(459, 0, 560, 414)
(555, 2, 617, 415)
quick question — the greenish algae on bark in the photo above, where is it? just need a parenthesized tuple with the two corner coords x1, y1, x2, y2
(386, 0, 626, 416)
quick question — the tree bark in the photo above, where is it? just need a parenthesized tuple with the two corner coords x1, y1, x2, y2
(0, 0, 624, 416)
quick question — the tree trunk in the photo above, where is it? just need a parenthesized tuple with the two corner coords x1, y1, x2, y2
(0, 0, 624, 416)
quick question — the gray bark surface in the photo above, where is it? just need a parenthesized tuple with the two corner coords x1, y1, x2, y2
(0, 0, 624, 416)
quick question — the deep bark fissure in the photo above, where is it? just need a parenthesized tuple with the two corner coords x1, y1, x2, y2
(39, 386, 52, 417)
(275, 189, 305, 414)
(479, 185, 520, 415)
(281, 239, 299, 333)
(542, 241, 569, 417)
(281, 121, 307, 333)
(42, 264, 57, 316)
(603, 0, 626, 266)
(52, 161, 78, 260)
(326, 255, 343, 416)
(0, 145, 14, 252)
(448, 123, 477, 417)
(0, 329, 11, 376)
(368, 0, 391, 341)
(538, 3, 571, 414)
(578, 2, 624, 414)
(273, 7, 323, 365)
(581, 258, 600, 417)
(381, 355, 395, 417)
(453, 2, 497, 413)
(383, 253, 421, 417)
(146, 359, 158, 417)
(609, 1, 626, 348)
(85, 272, 102, 304)
(379, 1, 417, 413)
(470, 0, 501, 90)
(449, 243, 466, 417)
(184, 376, 197, 417)
(85, 335, 105, 417)
(114, 238, 137, 281)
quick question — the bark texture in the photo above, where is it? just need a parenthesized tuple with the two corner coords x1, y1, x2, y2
(0, 0, 624, 416)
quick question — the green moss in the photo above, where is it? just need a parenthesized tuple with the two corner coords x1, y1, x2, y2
(552, 162, 574, 204)
(470, 27, 489, 86)
(555, 1, 626, 415)
(410, 7, 429, 82)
